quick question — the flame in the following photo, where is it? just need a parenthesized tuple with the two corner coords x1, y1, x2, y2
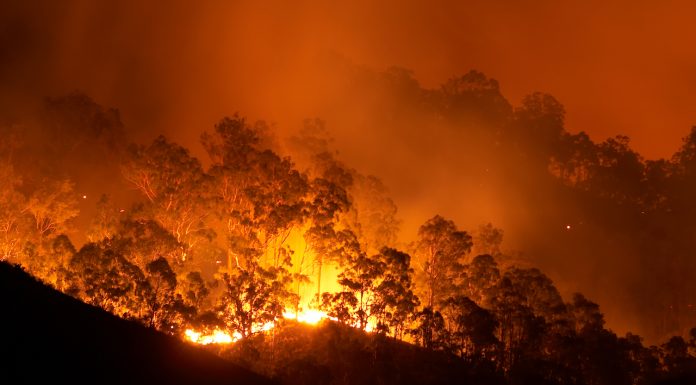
(282, 308, 331, 324)
(365, 322, 375, 333)
(185, 308, 332, 345)
(257, 321, 275, 333)
(184, 329, 237, 345)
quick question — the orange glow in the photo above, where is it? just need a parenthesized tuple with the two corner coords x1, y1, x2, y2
(185, 308, 336, 345)
(184, 329, 236, 345)
(283, 309, 332, 325)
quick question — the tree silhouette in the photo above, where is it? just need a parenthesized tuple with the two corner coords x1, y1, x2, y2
(414, 215, 472, 309)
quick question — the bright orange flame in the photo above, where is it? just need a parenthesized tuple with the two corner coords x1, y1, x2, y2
(283, 308, 332, 324)
(184, 308, 333, 345)
(184, 329, 236, 345)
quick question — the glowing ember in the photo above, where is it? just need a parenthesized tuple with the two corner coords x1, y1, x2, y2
(184, 329, 235, 345)
(258, 321, 275, 333)
(283, 309, 330, 324)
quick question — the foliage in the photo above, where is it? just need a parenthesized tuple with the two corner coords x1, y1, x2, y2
(9, 89, 696, 385)
(413, 215, 472, 309)
(68, 242, 148, 319)
(219, 259, 294, 338)
(320, 247, 418, 336)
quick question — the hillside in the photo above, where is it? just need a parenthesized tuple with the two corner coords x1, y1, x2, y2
(0, 261, 274, 385)
(217, 320, 503, 385)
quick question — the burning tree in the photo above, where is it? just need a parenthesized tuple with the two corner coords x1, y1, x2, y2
(320, 245, 419, 337)
(219, 260, 293, 339)
(202, 115, 308, 272)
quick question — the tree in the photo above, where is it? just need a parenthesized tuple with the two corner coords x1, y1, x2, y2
(568, 293, 605, 333)
(42, 234, 76, 290)
(472, 223, 504, 257)
(372, 247, 419, 339)
(25, 178, 79, 238)
(660, 335, 696, 376)
(68, 243, 147, 319)
(590, 135, 645, 203)
(413, 215, 472, 309)
(341, 252, 379, 332)
(440, 70, 513, 130)
(671, 126, 696, 176)
(219, 259, 293, 338)
(31, 93, 126, 179)
(549, 131, 598, 186)
(143, 257, 181, 331)
(343, 174, 400, 255)
(320, 244, 376, 331)
(121, 135, 215, 263)
(320, 247, 419, 337)
(504, 267, 566, 324)
(512, 92, 565, 160)
(0, 163, 29, 263)
(410, 307, 450, 351)
(39, 93, 126, 156)
(179, 271, 210, 311)
(110, 218, 183, 270)
(286, 121, 360, 303)
(304, 225, 357, 298)
(20, 177, 79, 282)
(490, 276, 544, 371)
(461, 254, 500, 308)
(203, 116, 308, 272)
(319, 291, 359, 327)
(441, 296, 499, 360)
(302, 172, 351, 297)
(86, 194, 121, 243)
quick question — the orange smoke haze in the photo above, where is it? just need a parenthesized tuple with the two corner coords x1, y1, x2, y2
(3, 0, 696, 342)
(3, 0, 695, 158)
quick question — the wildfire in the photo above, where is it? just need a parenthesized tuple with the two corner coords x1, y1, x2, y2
(184, 329, 238, 345)
(282, 309, 331, 324)
(185, 308, 332, 345)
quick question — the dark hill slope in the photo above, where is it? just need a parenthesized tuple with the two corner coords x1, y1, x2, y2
(219, 321, 503, 385)
(0, 262, 274, 385)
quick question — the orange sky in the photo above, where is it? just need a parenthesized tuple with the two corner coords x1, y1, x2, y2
(3, 0, 696, 159)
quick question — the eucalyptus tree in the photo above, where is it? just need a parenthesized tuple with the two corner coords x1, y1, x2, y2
(121, 135, 214, 265)
(413, 215, 472, 309)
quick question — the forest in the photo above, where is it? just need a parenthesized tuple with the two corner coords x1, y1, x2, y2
(3, 68, 696, 384)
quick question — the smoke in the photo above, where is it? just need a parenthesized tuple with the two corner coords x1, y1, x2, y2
(2, 0, 696, 343)
(4, 0, 696, 153)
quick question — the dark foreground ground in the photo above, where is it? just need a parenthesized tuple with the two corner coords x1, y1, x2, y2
(0, 262, 274, 385)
